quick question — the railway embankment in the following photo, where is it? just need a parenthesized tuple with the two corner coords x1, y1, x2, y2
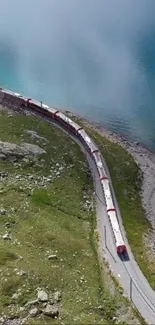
(67, 111, 155, 291)
(0, 108, 141, 325)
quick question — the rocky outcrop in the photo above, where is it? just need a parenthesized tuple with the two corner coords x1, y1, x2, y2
(24, 130, 49, 143)
(1, 289, 61, 323)
(0, 141, 46, 161)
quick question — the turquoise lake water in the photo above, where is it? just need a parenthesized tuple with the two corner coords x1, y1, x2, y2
(1, 0, 155, 149)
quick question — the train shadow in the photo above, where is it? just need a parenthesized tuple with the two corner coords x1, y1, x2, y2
(118, 251, 130, 262)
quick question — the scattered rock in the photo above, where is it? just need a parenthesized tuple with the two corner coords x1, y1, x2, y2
(29, 307, 39, 317)
(48, 255, 57, 260)
(37, 290, 48, 302)
(0, 154, 6, 160)
(53, 291, 61, 303)
(22, 158, 29, 164)
(15, 175, 21, 180)
(25, 299, 38, 307)
(19, 255, 23, 260)
(12, 292, 21, 300)
(5, 222, 11, 228)
(10, 207, 16, 213)
(0, 171, 8, 178)
(0, 208, 7, 215)
(19, 306, 25, 312)
(17, 270, 26, 277)
(43, 304, 59, 318)
(28, 175, 34, 180)
(3, 233, 11, 240)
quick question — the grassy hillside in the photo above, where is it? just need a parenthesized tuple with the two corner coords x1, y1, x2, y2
(0, 110, 141, 325)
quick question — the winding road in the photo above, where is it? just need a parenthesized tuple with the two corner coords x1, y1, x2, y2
(15, 108, 155, 324)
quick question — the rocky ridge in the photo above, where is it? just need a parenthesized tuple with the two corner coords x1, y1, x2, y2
(0, 289, 61, 324)
(0, 141, 46, 162)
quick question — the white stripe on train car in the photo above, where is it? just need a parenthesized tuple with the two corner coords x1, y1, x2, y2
(14, 92, 21, 97)
(56, 111, 81, 131)
(42, 104, 49, 109)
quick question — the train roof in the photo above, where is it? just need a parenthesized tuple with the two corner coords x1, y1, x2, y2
(79, 129, 98, 152)
(45, 106, 57, 114)
(28, 98, 42, 107)
(93, 151, 103, 167)
(13, 92, 22, 97)
(42, 103, 49, 109)
(97, 161, 103, 168)
(108, 210, 124, 246)
(1, 88, 17, 96)
(105, 188, 111, 198)
(114, 229, 125, 246)
(56, 111, 81, 131)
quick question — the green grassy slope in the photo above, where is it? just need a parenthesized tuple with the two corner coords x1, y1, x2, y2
(0, 110, 137, 325)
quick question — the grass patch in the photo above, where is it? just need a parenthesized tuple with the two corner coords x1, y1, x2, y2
(71, 115, 155, 290)
(0, 248, 19, 265)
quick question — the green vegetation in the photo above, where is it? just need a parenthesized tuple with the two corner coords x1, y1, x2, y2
(72, 115, 155, 290)
(0, 110, 138, 324)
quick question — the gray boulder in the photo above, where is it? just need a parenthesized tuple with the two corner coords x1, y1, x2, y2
(0, 208, 7, 215)
(3, 233, 11, 240)
(37, 290, 48, 302)
(29, 307, 39, 317)
(43, 304, 59, 317)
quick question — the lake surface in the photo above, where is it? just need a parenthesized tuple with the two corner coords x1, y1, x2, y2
(0, 0, 155, 149)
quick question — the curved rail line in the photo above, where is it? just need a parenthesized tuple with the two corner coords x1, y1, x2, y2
(0, 87, 155, 324)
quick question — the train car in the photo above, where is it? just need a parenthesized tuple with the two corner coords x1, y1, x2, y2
(27, 98, 42, 109)
(96, 163, 104, 180)
(93, 151, 107, 179)
(101, 177, 127, 254)
(55, 111, 82, 134)
(93, 151, 102, 167)
(108, 210, 127, 254)
(78, 129, 99, 155)
(103, 181, 115, 212)
(26, 98, 58, 118)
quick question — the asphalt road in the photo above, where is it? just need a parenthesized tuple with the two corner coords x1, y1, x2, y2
(86, 140, 155, 325)
(25, 109, 155, 324)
